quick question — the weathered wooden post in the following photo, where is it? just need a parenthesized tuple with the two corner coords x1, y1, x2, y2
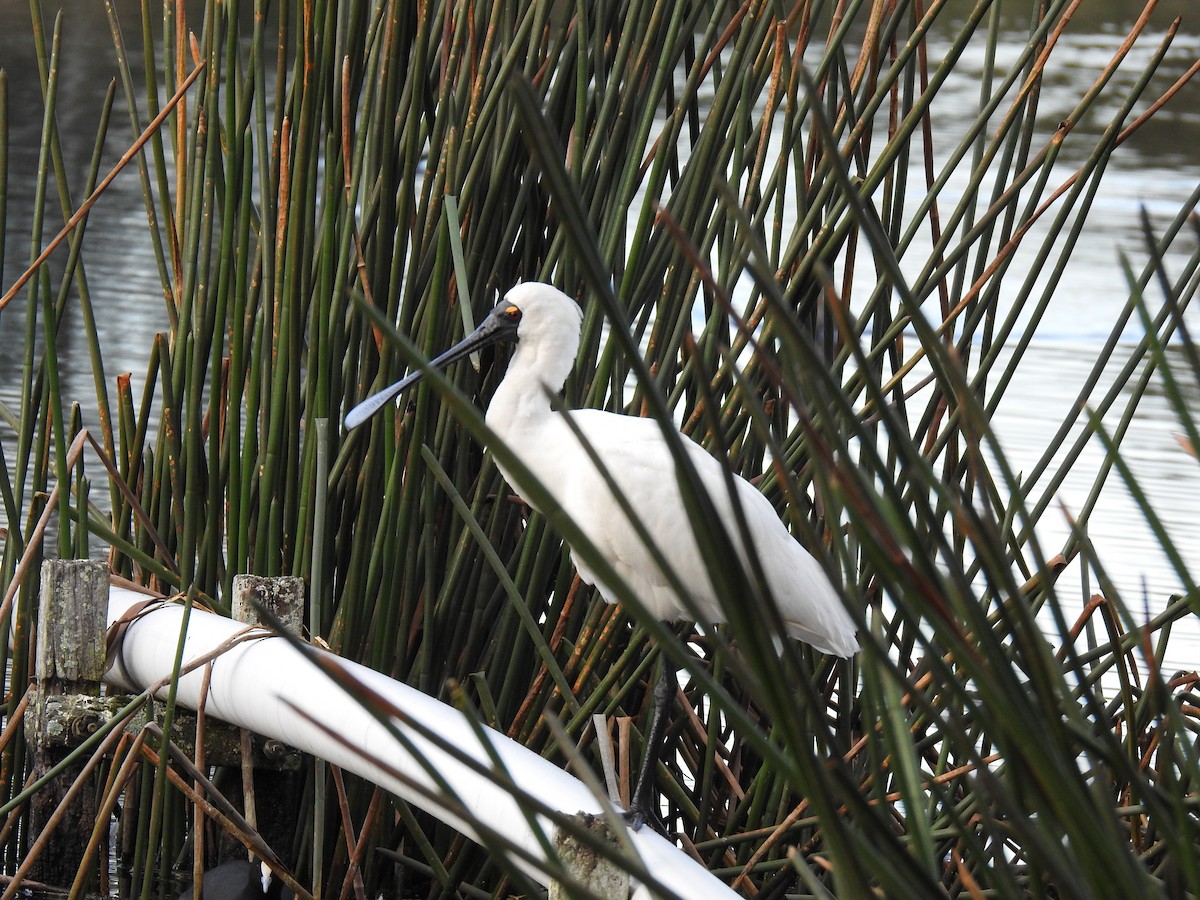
(549, 814, 631, 900)
(232, 574, 305, 637)
(230, 575, 305, 863)
(26, 558, 109, 886)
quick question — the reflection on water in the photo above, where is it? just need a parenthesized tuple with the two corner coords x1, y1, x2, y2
(0, 4, 1197, 671)
(992, 342, 1200, 674)
(0, 1, 166, 416)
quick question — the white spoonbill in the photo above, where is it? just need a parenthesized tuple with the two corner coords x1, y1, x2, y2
(346, 282, 859, 824)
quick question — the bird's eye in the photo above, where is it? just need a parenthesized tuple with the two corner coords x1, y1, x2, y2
(503, 305, 522, 322)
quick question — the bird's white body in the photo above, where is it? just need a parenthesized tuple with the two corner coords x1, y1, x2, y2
(485, 284, 858, 658)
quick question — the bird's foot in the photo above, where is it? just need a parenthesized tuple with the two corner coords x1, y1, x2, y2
(622, 802, 667, 836)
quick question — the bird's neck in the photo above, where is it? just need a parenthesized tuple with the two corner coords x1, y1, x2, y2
(486, 344, 569, 434)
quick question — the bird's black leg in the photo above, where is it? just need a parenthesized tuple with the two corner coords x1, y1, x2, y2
(626, 654, 674, 832)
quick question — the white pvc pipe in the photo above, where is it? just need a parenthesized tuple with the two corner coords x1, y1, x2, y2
(104, 587, 737, 898)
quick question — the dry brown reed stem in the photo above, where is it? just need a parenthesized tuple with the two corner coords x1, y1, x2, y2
(334, 780, 382, 900)
(913, 0, 951, 323)
(748, 24, 787, 202)
(119, 620, 283, 698)
(952, 846, 988, 900)
(83, 431, 178, 576)
(67, 729, 147, 900)
(845, 0, 890, 102)
(171, 0, 188, 217)
(0, 430, 87, 631)
(570, 598, 621, 693)
(732, 668, 937, 888)
(0, 62, 205, 313)
(240, 727, 258, 848)
(0, 873, 63, 894)
(525, 595, 620, 748)
(1014, 0, 1085, 115)
(676, 688, 742, 801)
(507, 576, 583, 739)
(0, 702, 131, 900)
(880, 753, 1004, 804)
(617, 716, 633, 808)
(140, 728, 311, 900)
(676, 829, 705, 868)
(675, 728, 745, 873)
(340, 55, 376, 311)
(276, 115, 292, 266)
(1066, 594, 1110, 644)
(329, 766, 366, 900)
(0, 771, 35, 856)
(192, 661, 215, 899)
(1016, 555, 1069, 599)
(0, 689, 31, 758)
(731, 799, 813, 890)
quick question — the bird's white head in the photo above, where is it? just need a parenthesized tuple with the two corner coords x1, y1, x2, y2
(259, 861, 272, 894)
(500, 283, 583, 392)
(344, 281, 583, 429)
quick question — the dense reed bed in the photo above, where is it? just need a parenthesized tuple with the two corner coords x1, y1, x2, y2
(1, 0, 1199, 896)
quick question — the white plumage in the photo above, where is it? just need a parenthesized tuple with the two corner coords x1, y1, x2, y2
(348, 282, 859, 658)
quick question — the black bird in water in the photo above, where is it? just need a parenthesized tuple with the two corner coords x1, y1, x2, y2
(177, 859, 294, 900)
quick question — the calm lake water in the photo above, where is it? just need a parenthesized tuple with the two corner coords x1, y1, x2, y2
(1, 2, 1198, 670)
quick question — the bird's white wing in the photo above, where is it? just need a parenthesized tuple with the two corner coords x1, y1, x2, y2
(510, 411, 857, 655)
(676, 431, 858, 656)
(542, 412, 713, 621)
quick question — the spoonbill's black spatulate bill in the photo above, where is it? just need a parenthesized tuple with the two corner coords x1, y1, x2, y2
(346, 282, 859, 825)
